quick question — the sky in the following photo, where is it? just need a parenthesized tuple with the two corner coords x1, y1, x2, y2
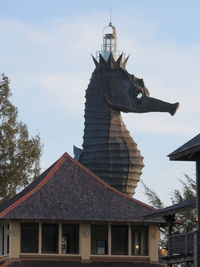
(0, 0, 200, 205)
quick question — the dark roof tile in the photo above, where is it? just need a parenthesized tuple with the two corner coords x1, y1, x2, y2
(0, 160, 58, 214)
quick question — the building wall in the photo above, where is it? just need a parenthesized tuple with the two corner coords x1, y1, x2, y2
(3, 220, 159, 263)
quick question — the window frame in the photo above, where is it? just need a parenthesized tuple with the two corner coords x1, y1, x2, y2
(21, 223, 39, 253)
(111, 225, 128, 255)
(62, 224, 79, 254)
(42, 223, 59, 254)
(91, 225, 108, 255)
(131, 225, 149, 256)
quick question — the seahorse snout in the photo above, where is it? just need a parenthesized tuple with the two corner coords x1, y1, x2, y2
(170, 102, 180, 116)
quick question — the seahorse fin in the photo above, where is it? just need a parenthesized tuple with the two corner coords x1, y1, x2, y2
(91, 55, 99, 68)
(121, 55, 130, 69)
(73, 145, 82, 161)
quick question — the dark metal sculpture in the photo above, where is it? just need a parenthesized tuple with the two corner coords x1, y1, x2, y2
(78, 54, 179, 196)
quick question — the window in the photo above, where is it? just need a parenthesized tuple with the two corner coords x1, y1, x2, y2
(62, 224, 79, 254)
(132, 226, 148, 255)
(111, 225, 128, 255)
(91, 225, 108, 255)
(21, 223, 39, 253)
(42, 224, 58, 254)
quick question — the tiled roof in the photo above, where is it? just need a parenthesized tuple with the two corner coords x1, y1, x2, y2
(0, 160, 58, 214)
(0, 153, 160, 222)
(168, 133, 200, 161)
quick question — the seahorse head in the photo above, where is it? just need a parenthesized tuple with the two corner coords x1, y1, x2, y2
(92, 53, 179, 116)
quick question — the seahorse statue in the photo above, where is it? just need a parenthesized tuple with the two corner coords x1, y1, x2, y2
(75, 22, 179, 196)
(77, 53, 179, 197)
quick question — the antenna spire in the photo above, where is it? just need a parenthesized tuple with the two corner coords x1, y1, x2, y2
(109, 8, 112, 26)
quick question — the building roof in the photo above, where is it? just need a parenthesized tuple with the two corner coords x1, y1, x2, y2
(168, 133, 200, 161)
(144, 197, 196, 218)
(0, 153, 160, 222)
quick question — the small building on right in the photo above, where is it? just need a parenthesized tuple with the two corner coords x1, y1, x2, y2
(147, 133, 200, 267)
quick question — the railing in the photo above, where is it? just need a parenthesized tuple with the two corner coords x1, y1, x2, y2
(160, 232, 198, 265)
(169, 232, 194, 255)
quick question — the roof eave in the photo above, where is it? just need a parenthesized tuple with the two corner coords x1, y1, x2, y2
(168, 146, 200, 161)
(144, 198, 196, 218)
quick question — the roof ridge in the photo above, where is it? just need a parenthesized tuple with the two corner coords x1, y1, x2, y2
(0, 153, 68, 218)
(64, 153, 155, 211)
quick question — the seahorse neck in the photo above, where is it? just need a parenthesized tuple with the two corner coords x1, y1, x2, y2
(83, 106, 120, 147)
(80, 71, 144, 197)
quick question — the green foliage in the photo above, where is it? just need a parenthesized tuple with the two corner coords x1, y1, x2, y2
(142, 174, 196, 210)
(171, 174, 196, 204)
(142, 174, 196, 246)
(141, 180, 164, 209)
(0, 74, 42, 202)
(171, 174, 196, 232)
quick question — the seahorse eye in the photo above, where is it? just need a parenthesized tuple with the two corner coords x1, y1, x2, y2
(136, 92, 143, 99)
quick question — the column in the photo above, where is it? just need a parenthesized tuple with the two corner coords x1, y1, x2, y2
(38, 223, 42, 253)
(128, 224, 131, 256)
(59, 223, 62, 254)
(80, 222, 91, 260)
(108, 224, 111, 255)
(149, 224, 159, 263)
(9, 221, 20, 258)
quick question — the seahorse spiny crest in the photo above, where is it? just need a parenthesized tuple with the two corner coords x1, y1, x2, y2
(92, 53, 129, 70)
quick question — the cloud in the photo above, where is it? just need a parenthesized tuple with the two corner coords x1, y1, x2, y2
(41, 73, 86, 113)
(0, 17, 99, 113)
(0, 15, 199, 139)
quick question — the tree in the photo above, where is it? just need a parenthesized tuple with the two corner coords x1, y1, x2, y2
(171, 174, 196, 204)
(171, 174, 196, 232)
(0, 74, 42, 202)
(142, 175, 196, 246)
(141, 181, 165, 209)
(142, 174, 196, 210)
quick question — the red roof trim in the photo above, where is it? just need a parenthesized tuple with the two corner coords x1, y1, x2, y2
(66, 153, 155, 211)
(0, 154, 68, 218)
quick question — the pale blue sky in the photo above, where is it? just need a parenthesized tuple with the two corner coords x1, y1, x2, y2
(1, 0, 199, 205)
